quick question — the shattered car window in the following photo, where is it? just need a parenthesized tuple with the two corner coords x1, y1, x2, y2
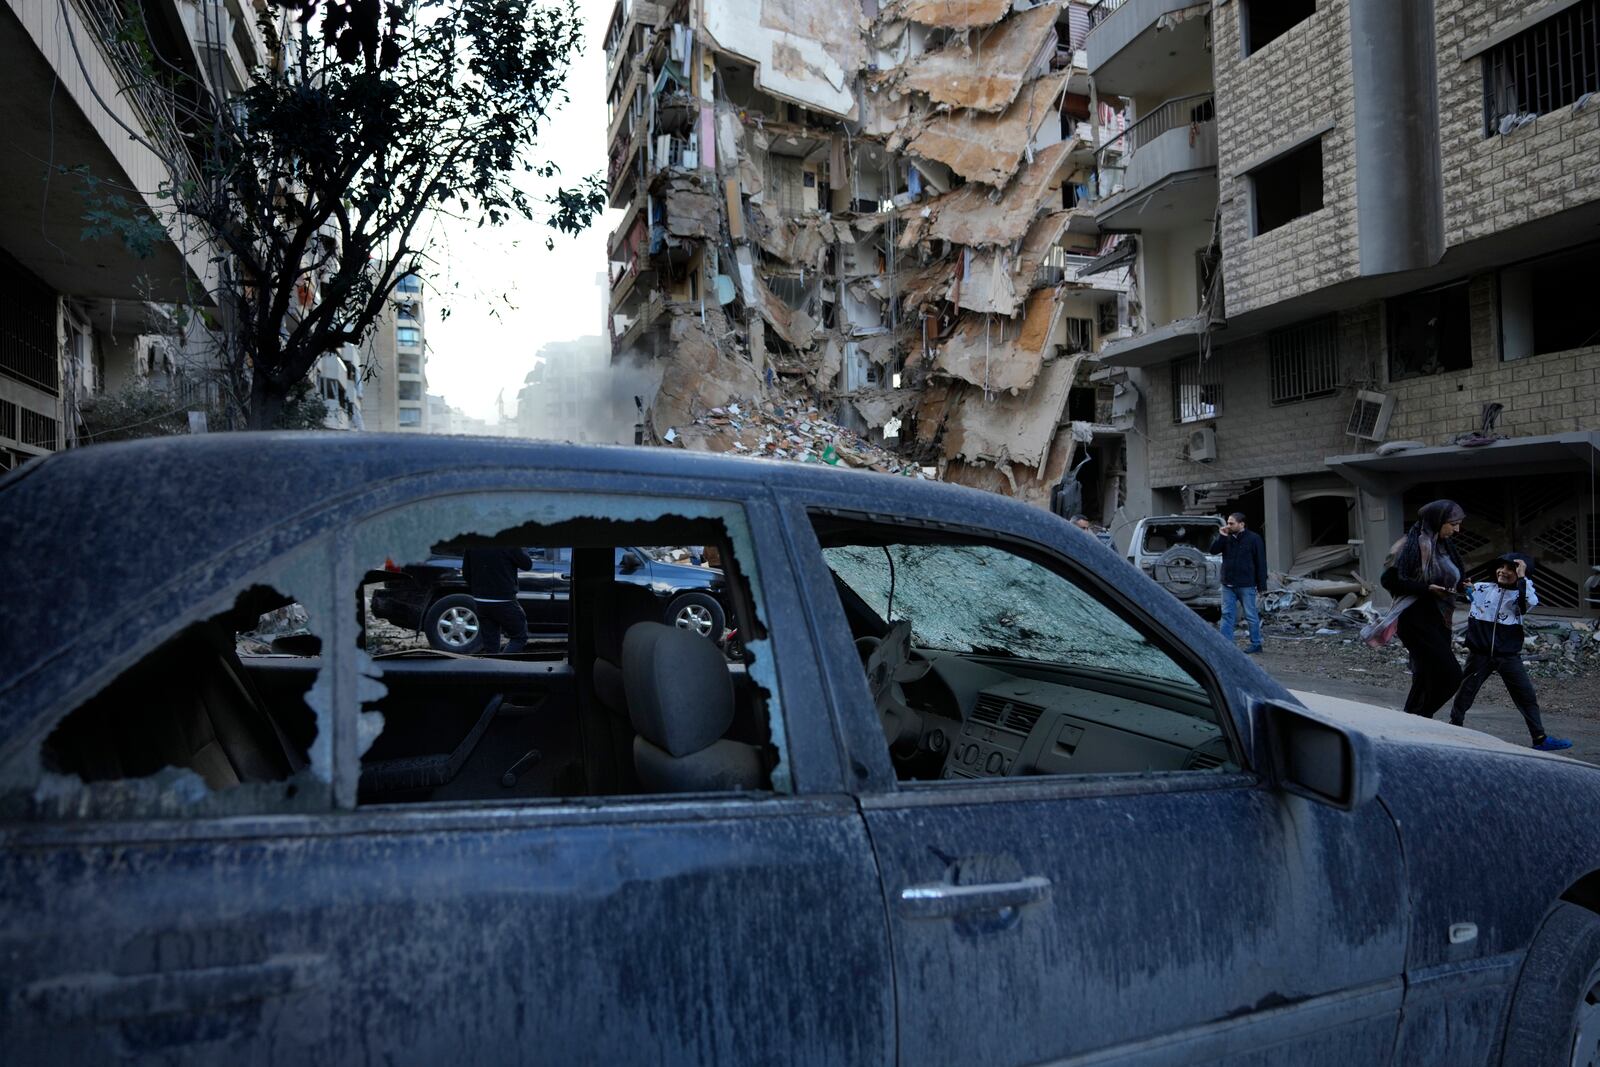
(28, 582, 329, 820)
(825, 543, 1200, 687)
(352, 491, 788, 804)
(1139, 522, 1221, 554)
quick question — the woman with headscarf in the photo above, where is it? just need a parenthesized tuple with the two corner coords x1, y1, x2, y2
(1361, 500, 1468, 718)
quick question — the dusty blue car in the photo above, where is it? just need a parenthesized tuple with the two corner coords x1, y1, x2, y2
(1, 434, 1598, 1066)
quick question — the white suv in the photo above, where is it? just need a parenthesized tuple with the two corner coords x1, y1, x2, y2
(1126, 515, 1225, 614)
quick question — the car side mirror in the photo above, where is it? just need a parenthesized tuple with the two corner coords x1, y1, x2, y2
(1259, 702, 1378, 811)
(618, 553, 641, 574)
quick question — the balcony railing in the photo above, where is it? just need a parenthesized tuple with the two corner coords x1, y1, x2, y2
(1086, 0, 1128, 29)
(1095, 91, 1214, 167)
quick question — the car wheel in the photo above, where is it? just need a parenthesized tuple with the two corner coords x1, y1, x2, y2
(666, 592, 724, 639)
(423, 594, 484, 653)
(1501, 902, 1600, 1067)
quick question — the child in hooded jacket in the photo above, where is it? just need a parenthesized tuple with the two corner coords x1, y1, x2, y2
(1450, 552, 1572, 751)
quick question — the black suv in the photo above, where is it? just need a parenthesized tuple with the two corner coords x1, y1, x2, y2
(370, 546, 729, 653)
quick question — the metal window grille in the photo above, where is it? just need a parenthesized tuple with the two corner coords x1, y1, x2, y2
(1171, 356, 1221, 424)
(1269, 317, 1341, 404)
(0, 254, 59, 394)
(1087, 0, 1128, 29)
(1483, 0, 1600, 135)
(19, 408, 59, 452)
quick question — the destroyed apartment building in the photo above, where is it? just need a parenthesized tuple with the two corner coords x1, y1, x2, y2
(604, 0, 1140, 514)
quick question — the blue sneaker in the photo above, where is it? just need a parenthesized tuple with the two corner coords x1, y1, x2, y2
(1244, 645, 1263, 655)
(1533, 735, 1573, 751)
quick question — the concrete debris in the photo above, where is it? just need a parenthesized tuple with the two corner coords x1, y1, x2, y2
(952, 249, 1024, 316)
(901, 71, 1069, 186)
(702, 0, 870, 118)
(751, 211, 838, 271)
(898, 4, 1063, 113)
(920, 139, 1078, 246)
(654, 173, 722, 240)
(931, 352, 1081, 468)
(886, 0, 1015, 29)
(671, 398, 931, 477)
(651, 309, 763, 431)
(756, 275, 821, 350)
(935, 288, 1065, 390)
(847, 389, 909, 428)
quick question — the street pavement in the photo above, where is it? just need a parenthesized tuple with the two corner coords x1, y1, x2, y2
(1255, 652, 1599, 765)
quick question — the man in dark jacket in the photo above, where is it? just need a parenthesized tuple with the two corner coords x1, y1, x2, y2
(1209, 512, 1267, 653)
(461, 546, 532, 653)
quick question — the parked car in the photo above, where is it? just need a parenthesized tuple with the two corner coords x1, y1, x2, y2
(3, 434, 1599, 1067)
(369, 544, 729, 652)
(1127, 514, 1225, 613)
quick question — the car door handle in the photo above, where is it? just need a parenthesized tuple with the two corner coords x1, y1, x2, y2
(897, 875, 1052, 919)
(18, 953, 329, 1023)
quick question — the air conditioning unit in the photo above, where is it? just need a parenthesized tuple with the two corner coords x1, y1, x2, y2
(1188, 426, 1217, 463)
(1346, 390, 1395, 442)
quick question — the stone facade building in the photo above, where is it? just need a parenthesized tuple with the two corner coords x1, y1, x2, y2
(1088, 0, 1600, 616)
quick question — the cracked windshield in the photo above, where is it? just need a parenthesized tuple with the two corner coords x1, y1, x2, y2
(826, 543, 1199, 688)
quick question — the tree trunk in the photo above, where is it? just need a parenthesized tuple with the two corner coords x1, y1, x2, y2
(248, 374, 287, 431)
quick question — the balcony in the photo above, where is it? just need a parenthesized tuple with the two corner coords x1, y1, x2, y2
(1091, 93, 1217, 232)
(604, 1, 664, 87)
(1084, 0, 1212, 98)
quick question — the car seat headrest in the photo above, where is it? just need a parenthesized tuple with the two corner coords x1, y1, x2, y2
(622, 622, 734, 757)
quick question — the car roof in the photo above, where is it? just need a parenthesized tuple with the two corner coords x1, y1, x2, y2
(0, 432, 1046, 732)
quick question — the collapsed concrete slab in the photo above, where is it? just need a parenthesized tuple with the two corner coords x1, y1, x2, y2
(898, 3, 1062, 113)
(886, 0, 1014, 30)
(901, 71, 1069, 186)
(934, 287, 1065, 390)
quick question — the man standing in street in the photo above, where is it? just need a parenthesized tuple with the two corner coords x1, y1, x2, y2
(1210, 512, 1267, 653)
(462, 545, 532, 654)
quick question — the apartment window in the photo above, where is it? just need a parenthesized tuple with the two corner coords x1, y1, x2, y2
(397, 327, 422, 347)
(1243, 0, 1316, 55)
(396, 274, 423, 294)
(1171, 356, 1222, 424)
(397, 380, 423, 401)
(0, 251, 59, 394)
(1269, 317, 1341, 404)
(397, 407, 422, 427)
(397, 303, 419, 322)
(1250, 139, 1324, 235)
(398, 354, 421, 376)
(1482, 0, 1599, 136)
(1387, 282, 1472, 382)
(1499, 244, 1600, 359)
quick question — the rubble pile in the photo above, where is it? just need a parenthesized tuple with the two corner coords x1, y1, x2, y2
(1262, 598, 1600, 683)
(1518, 618, 1600, 679)
(667, 398, 933, 477)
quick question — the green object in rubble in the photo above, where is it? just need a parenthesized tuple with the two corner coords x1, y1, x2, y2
(822, 445, 840, 465)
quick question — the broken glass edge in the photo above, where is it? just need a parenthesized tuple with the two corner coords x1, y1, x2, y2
(1, 542, 337, 820)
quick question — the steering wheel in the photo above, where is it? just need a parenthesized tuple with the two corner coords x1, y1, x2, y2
(855, 621, 934, 756)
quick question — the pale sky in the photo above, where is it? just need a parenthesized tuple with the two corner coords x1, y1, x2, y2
(422, 0, 619, 422)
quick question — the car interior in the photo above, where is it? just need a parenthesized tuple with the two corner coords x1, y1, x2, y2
(39, 518, 778, 811)
(810, 516, 1238, 784)
(41, 586, 318, 793)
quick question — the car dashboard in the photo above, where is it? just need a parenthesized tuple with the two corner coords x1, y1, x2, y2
(910, 654, 1233, 780)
